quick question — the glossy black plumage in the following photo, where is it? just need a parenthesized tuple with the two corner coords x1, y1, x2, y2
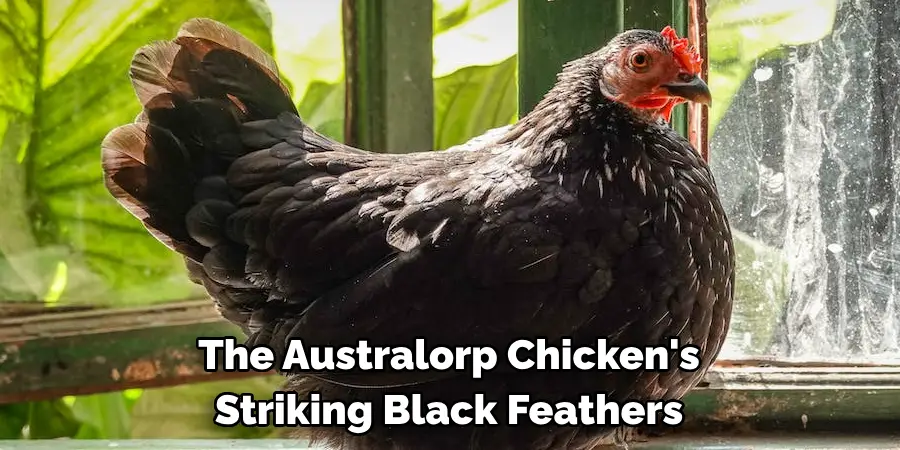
(102, 19, 734, 450)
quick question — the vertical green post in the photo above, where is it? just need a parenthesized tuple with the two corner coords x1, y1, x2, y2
(518, 0, 624, 115)
(518, 0, 689, 137)
(343, 0, 434, 153)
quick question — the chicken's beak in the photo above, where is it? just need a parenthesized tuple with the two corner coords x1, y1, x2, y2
(662, 75, 711, 106)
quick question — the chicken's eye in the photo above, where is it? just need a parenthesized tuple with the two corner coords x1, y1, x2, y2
(630, 52, 651, 72)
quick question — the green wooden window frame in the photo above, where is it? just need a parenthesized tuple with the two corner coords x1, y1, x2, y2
(2, 0, 898, 435)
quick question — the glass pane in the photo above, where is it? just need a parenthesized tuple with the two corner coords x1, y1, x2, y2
(0, 0, 344, 310)
(707, 0, 900, 361)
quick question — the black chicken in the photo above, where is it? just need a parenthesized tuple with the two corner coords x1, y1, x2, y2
(102, 19, 733, 450)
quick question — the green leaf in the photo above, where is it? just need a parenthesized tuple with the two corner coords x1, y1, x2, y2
(70, 392, 132, 439)
(297, 80, 345, 142)
(0, 403, 29, 438)
(433, 0, 516, 78)
(26, 399, 80, 439)
(434, 0, 511, 35)
(434, 56, 517, 149)
(264, 0, 344, 105)
(0, 0, 274, 306)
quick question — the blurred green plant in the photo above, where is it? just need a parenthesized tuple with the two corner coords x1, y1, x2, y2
(0, 0, 273, 307)
(0, 0, 518, 308)
(0, 390, 140, 439)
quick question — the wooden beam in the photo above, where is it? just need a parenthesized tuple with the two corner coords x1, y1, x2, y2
(0, 300, 272, 404)
(0, 300, 219, 342)
(517, 0, 624, 115)
(687, 0, 709, 161)
(342, 0, 434, 153)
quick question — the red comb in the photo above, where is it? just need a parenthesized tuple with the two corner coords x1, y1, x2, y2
(661, 26, 702, 74)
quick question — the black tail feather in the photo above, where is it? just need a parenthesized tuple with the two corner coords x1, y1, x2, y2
(101, 18, 297, 263)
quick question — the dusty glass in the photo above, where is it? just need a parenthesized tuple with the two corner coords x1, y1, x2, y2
(708, 0, 900, 361)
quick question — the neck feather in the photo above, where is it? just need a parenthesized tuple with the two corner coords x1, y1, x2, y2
(498, 59, 655, 172)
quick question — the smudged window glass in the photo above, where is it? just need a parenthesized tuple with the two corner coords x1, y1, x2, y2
(708, 0, 900, 362)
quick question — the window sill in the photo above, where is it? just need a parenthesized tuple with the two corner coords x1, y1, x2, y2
(633, 433, 900, 449)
